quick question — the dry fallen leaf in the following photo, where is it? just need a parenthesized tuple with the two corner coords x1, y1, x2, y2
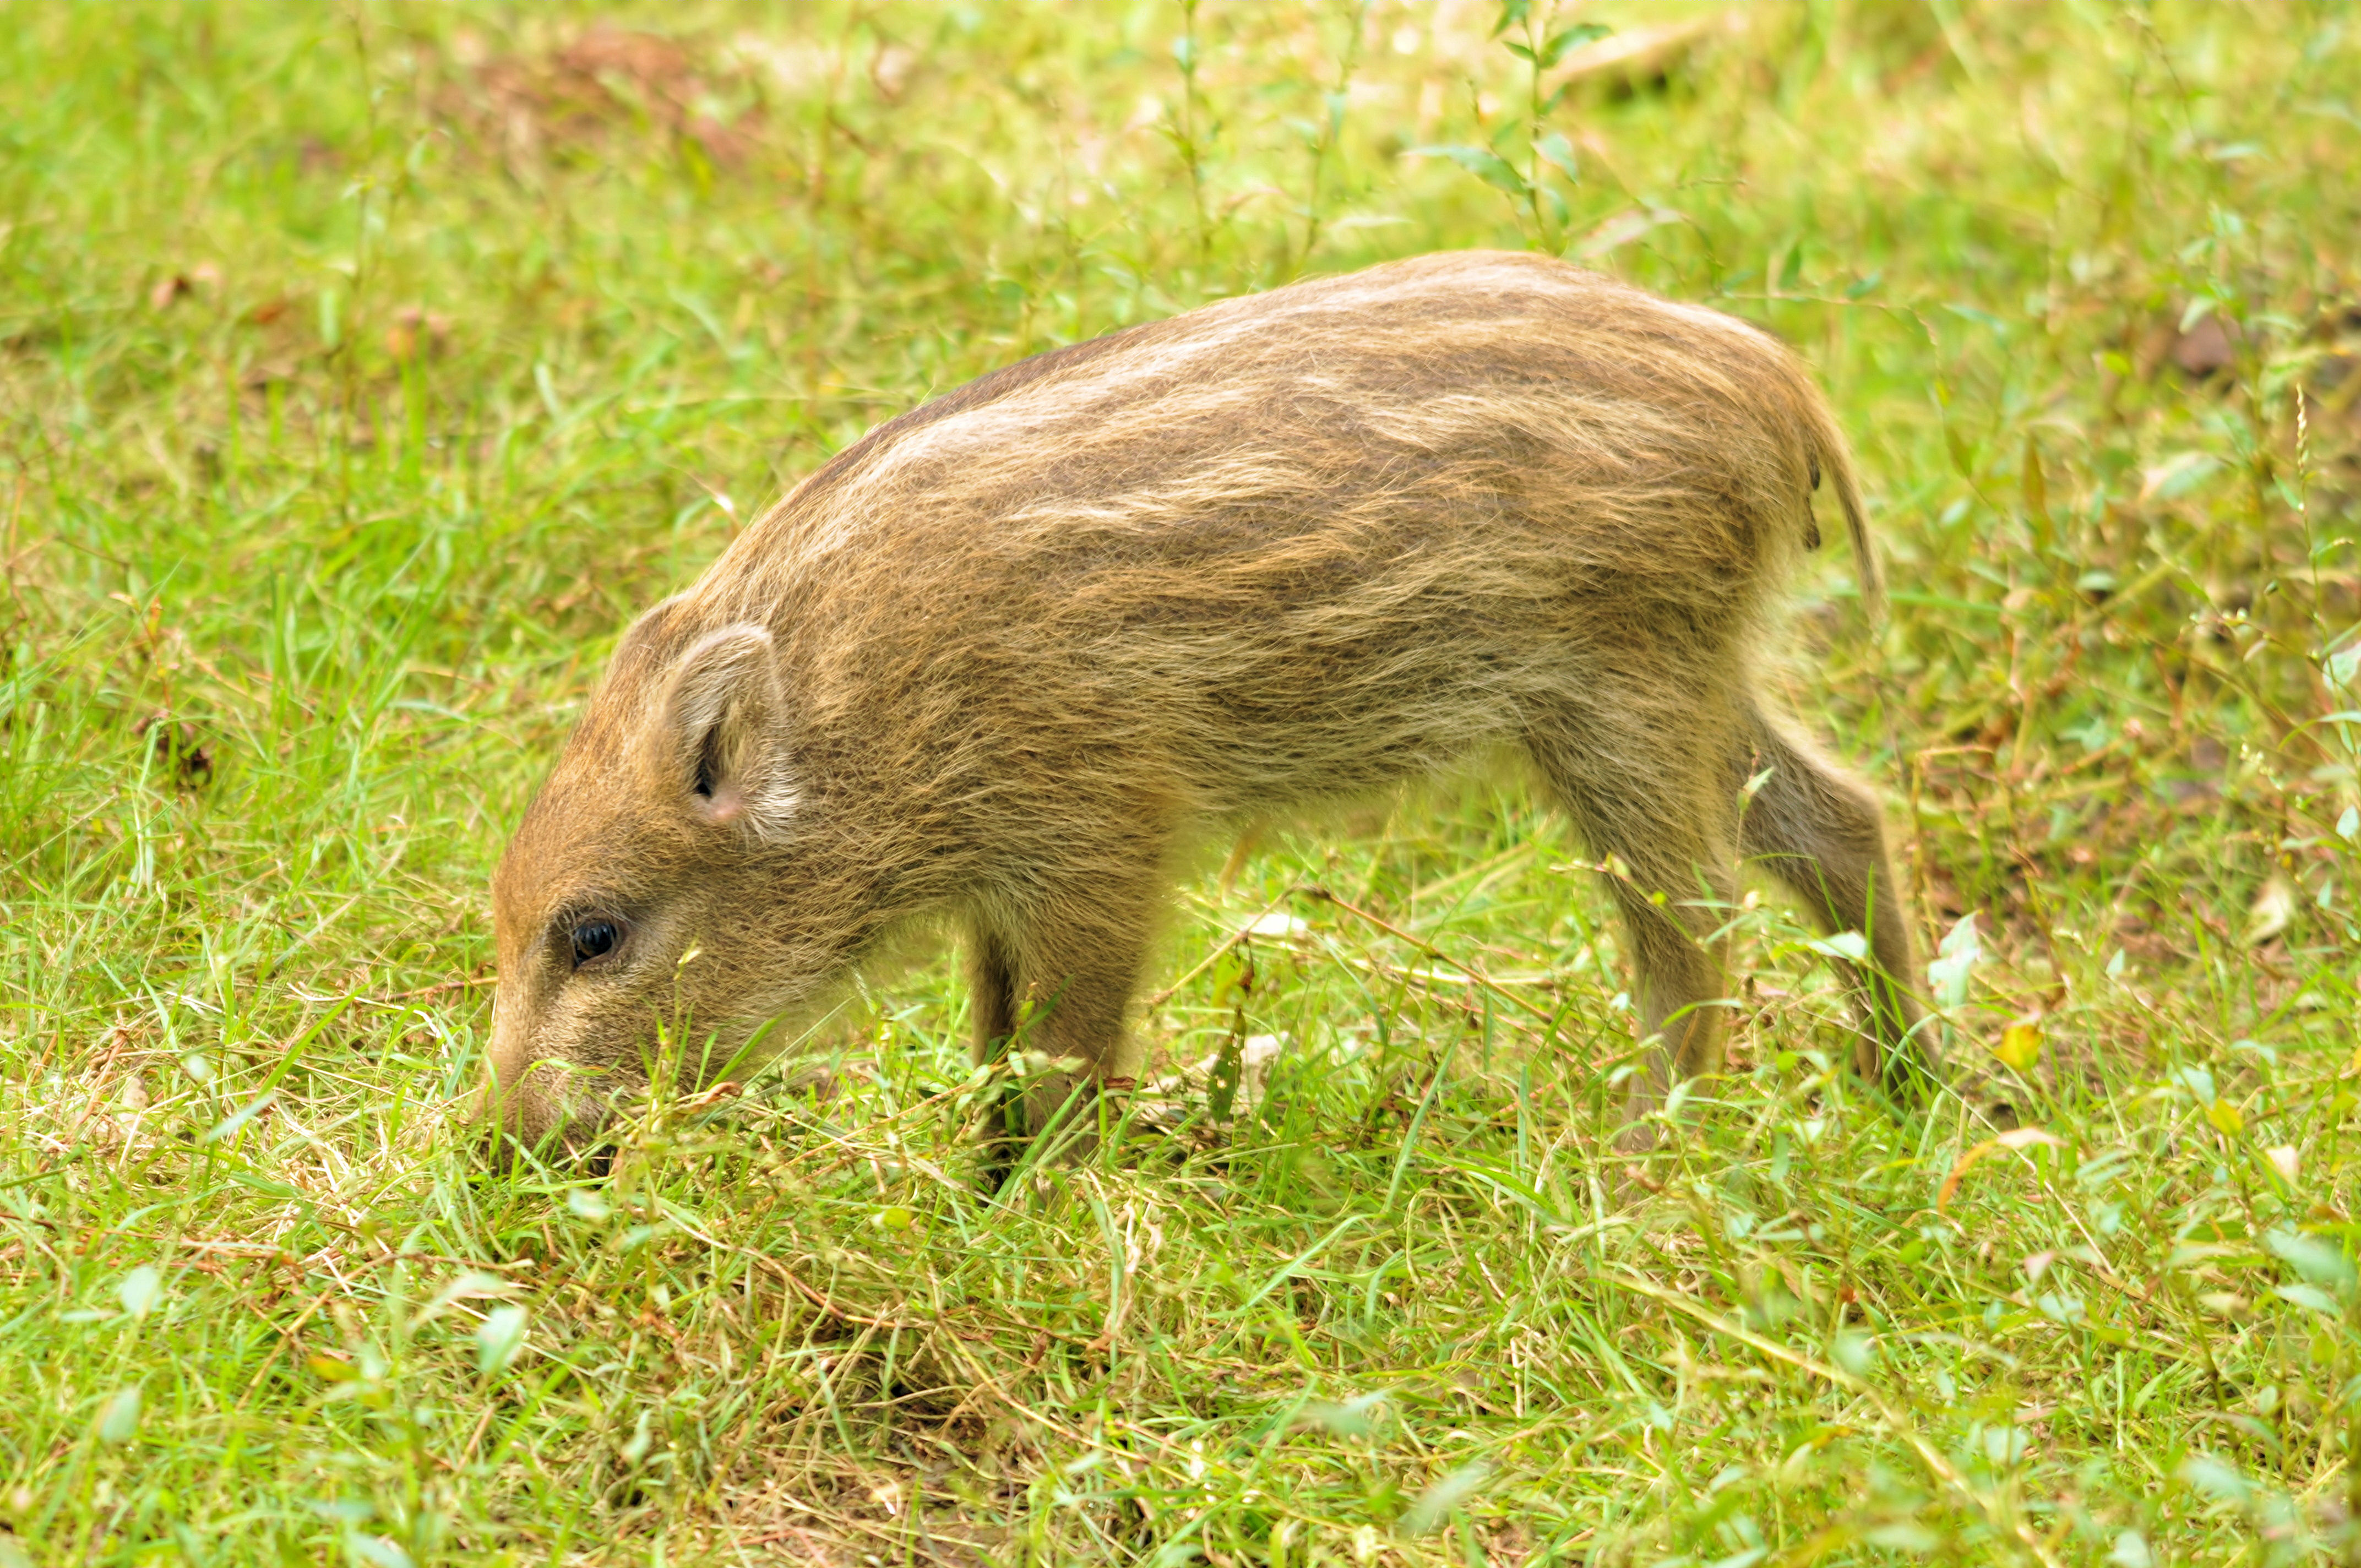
(1938, 1126, 2064, 1208)
(2246, 875, 2297, 945)
(1993, 1020, 2043, 1071)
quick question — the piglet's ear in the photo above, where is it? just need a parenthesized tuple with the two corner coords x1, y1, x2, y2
(660, 624, 796, 834)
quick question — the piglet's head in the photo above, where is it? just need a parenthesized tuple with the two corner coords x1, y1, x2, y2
(483, 615, 806, 1161)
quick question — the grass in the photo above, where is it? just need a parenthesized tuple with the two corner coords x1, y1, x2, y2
(3, 0, 2360, 1562)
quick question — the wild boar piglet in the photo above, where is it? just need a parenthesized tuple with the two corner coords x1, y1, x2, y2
(485, 249, 1934, 1166)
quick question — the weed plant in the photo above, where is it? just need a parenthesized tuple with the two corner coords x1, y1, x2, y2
(3, 2, 2360, 1563)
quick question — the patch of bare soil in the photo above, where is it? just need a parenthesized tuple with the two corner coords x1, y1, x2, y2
(432, 23, 765, 168)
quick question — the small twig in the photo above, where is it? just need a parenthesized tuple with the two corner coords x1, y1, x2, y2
(663, 1205, 929, 1334)
(765, 1260, 922, 1332)
(1298, 884, 1561, 1026)
(1141, 890, 1294, 1010)
(236, 1289, 337, 1409)
(378, 974, 498, 1004)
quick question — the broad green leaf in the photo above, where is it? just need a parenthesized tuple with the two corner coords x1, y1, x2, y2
(1400, 1461, 1489, 1535)
(1298, 1392, 1388, 1437)
(2246, 876, 2297, 944)
(202, 1089, 279, 1144)
(1943, 423, 1978, 480)
(1866, 1522, 1939, 1553)
(1808, 932, 1869, 962)
(1927, 914, 1981, 1008)
(476, 1305, 529, 1375)
(346, 1537, 414, 1568)
(1575, 205, 1685, 259)
(1537, 22, 1612, 67)
(1404, 145, 1528, 197)
(97, 1387, 140, 1444)
(414, 1271, 513, 1326)
(2177, 1454, 2249, 1503)
(2265, 1228, 2357, 1297)
(1535, 130, 1579, 182)
(2275, 1282, 2340, 1315)
(2021, 433, 2050, 533)
(2140, 450, 2219, 502)
(117, 1265, 161, 1321)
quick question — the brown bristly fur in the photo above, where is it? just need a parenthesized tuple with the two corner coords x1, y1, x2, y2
(485, 249, 1933, 1168)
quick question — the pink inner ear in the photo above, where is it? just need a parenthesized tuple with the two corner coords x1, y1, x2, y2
(704, 786, 747, 825)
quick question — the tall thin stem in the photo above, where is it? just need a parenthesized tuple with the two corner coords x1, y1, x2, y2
(1297, 0, 1371, 271)
(1175, 0, 1211, 265)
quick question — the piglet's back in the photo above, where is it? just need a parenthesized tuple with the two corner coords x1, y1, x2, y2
(674, 251, 1837, 815)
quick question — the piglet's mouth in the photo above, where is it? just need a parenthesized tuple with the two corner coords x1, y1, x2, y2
(477, 1108, 621, 1177)
(479, 1123, 619, 1178)
(476, 1060, 625, 1173)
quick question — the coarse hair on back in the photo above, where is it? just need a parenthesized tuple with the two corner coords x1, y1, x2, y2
(713, 251, 1879, 644)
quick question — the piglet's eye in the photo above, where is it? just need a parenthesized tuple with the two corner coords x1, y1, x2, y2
(569, 921, 621, 968)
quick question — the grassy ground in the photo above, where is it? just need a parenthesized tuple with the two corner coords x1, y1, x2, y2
(4, 1, 2360, 1562)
